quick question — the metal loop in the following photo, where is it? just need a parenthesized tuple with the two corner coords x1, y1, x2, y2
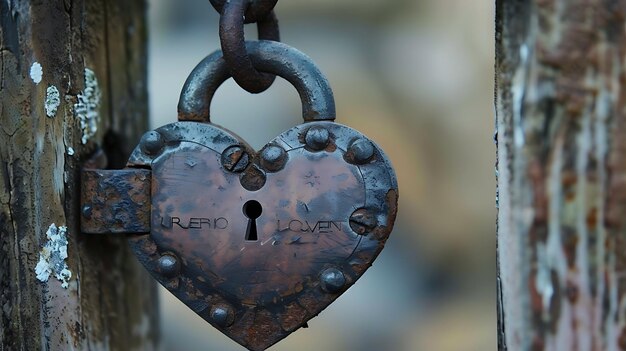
(178, 40, 336, 123)
(209, 0, 278, 24)
(220, 0, 280, 93)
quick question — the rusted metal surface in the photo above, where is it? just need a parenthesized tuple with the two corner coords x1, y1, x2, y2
(81, 169, 151, 234)
(219, 0, 280, 93)
(496, 1, 626, 350)
(153, 40, 394, 350)
(126, 121, 397, 350)
(82, 39, 397, 350)
(177, 41, 336, 123)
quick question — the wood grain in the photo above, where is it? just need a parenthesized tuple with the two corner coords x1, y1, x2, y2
(497, 1, 626, 350)
(0, 1, 157, 350)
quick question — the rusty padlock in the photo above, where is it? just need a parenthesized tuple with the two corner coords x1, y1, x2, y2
(82, 40, 398, 350)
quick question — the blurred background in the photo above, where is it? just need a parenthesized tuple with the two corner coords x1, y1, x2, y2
(148, 1, 495, 350)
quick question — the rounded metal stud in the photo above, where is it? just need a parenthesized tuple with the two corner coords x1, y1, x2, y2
(140, 131, 164, 156)
(221, 145, 250, 173)
(349, 208, 377, 235)
(304, 126, 330, 151)
(240, 164, 267, 191)
(260, 145, 287, 172)
(81, 204, 92, 219)
(157, 253, 180, 278)
(210, 304, 234, 328)
(346, 138, 375, 164)
(320, 268, 346, 293)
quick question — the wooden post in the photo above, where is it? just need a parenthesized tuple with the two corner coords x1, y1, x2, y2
(496, 0, 626, 350)
(0, 1, 158, 349)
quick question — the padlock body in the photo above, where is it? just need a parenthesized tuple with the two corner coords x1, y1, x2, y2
(126, 121, 397, 350)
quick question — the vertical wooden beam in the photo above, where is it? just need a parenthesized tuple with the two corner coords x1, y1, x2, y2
(497, 0, 626, 350)
(0, 0, 158, 349)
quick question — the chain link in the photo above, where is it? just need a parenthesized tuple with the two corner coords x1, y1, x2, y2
(217, 0, 280, 93)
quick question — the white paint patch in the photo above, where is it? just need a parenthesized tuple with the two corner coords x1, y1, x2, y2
(75, 68, 101, 144)
(30, 62, 43, 84)
(545, 138, 569, 296)
(535, 242, 554, 311)
(511, 43, 530, 149)
(34, 224, 72, 288)
(45, 85, 61, 117)
(67, 147, 75, 156)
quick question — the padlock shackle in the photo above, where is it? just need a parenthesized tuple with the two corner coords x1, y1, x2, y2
(178, 40, 336, 123)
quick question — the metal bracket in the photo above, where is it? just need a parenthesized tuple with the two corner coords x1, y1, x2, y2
(81, 168, 151, 234)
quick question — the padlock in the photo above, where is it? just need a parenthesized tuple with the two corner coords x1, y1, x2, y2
(82, 40, 398, 351)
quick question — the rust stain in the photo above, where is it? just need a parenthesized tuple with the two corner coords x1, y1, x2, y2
(619, 327, 626, 350)
(586, 207, 598, 229)
(565, 280, 579, 304)
(279, 302, 306, 332)
(80, 169, 151, 234)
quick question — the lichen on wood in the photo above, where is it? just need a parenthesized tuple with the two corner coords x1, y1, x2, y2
(34, 224, 71, 288)
(45, 85, 61, 118)
(1, 1, 158, 349)
(75, 68, 101, 144)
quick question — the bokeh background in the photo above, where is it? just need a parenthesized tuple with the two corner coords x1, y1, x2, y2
(148, 1, 495, 350)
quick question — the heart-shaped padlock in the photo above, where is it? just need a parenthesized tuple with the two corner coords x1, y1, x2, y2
(121, 41, 396, 350)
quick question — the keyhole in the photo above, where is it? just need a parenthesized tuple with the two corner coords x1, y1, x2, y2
(243, 200, 262, 241)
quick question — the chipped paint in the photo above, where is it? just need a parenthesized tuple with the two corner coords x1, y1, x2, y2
(67, 147, 75, 156)
(75, 68, 101, 144)
(30, 62, 42, 84)
(34, 224, 72, 288)
(45, 85, 61, 117)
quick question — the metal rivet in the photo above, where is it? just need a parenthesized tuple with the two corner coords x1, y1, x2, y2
(304, 126, 330, 151)
(140, 131, 164, 156)
(349, 208, 377, 235)
(320, 268, 346, 293)
(347, 138, 375, 164)
(221, 145, 249, 173)
(81, 204, 92, 219)
(260, 145, 287, 172)
(210, 305, 234, 328)
(240, 164, 266, 191)
(157, 254, 180, 278)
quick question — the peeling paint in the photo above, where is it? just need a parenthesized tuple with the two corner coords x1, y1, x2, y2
(67, 147, 75, 156)
(75, 68, 101, 144)
(45, 85, 61, 117)
(30, 62, 42, 84)
(34, 224, 72, 288)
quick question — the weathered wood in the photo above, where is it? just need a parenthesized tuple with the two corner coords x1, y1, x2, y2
(0, 1, 158, 350)
(497, 0, 626, 350)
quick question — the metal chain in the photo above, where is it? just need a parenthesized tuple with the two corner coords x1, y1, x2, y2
(210, 0, 280, 93)
(219, 0, 280, 93)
